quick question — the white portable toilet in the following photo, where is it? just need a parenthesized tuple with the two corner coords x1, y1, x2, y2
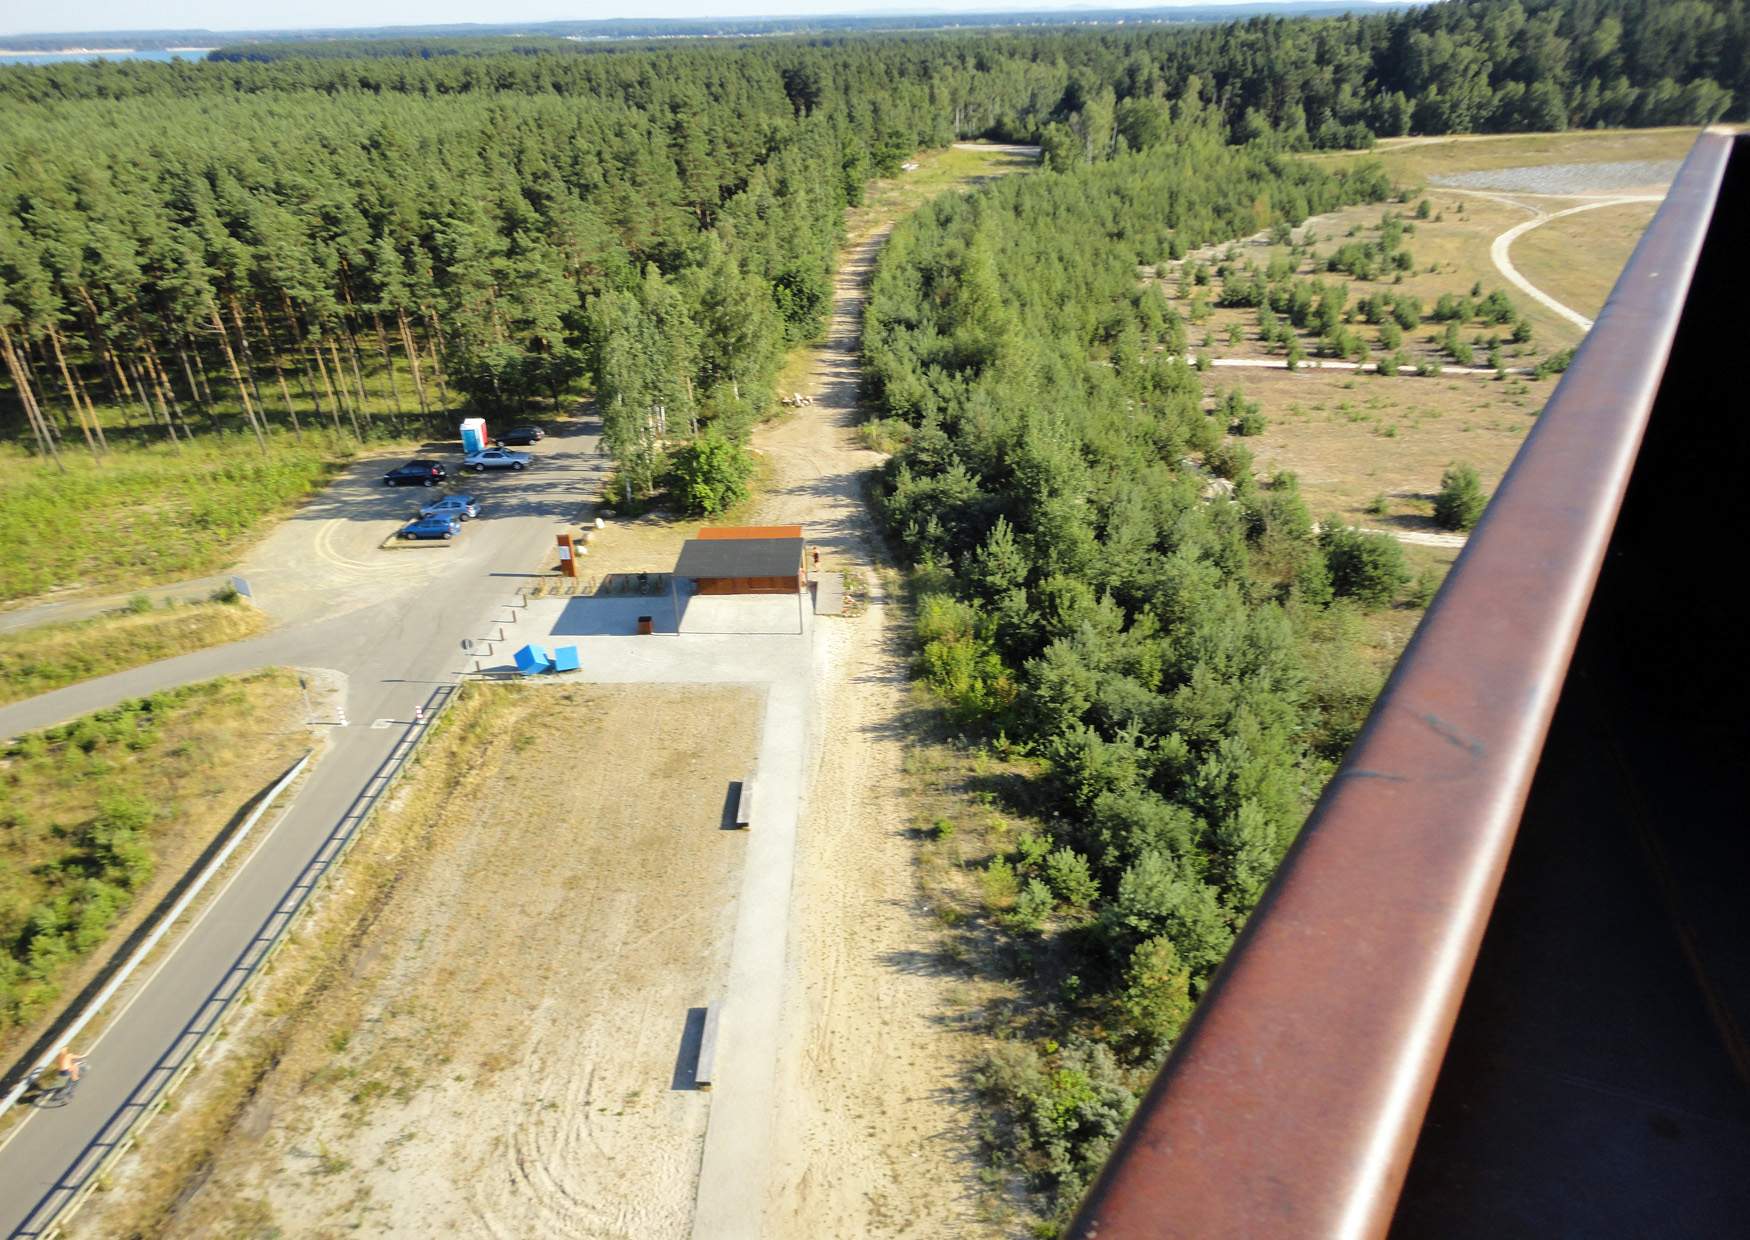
(460, 417, 489, 454)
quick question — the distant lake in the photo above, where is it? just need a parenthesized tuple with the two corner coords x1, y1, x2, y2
(0, 48, 212, 67)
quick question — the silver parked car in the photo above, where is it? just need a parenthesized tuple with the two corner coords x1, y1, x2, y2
(463, 448, 531, 472)
(419, 493, 480, 521)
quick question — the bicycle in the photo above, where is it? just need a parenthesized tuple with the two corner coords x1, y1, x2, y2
(39, 1056, 89, 1106)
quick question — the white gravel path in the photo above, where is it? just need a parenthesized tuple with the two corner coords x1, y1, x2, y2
(1490, 196, 1665, 332)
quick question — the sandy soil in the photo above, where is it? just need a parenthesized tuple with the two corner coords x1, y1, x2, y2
(150, 684, 757, 1238)
(753, 226, 986, 1235)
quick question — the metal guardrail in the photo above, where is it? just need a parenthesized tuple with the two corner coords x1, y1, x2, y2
(19, 682, 461, 1239)
(1070, 128, 1741, 1239)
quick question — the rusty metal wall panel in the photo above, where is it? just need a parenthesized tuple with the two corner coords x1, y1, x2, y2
(1069, 129, 1738, 1240)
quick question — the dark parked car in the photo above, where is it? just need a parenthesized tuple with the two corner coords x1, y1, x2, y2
(399, 514, 461, 540)
(384, 459, 447, 487)
(498, 425, 545, 446)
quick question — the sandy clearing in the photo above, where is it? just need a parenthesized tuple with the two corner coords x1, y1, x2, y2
(150, 683, 758, 1239)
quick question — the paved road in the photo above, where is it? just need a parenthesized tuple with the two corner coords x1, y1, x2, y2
(0, 421, 607, 1236)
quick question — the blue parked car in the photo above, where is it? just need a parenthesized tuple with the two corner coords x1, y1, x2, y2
(419, 493, 480, 521)
(399, 514, 461, 541)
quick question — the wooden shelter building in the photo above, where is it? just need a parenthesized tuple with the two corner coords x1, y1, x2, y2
(673, 525, 805, 595)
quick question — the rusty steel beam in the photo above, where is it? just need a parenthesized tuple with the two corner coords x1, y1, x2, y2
(1069, 128, 1739, 1240)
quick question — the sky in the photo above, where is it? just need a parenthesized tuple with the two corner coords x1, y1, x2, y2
(6, 0, 1353, 39)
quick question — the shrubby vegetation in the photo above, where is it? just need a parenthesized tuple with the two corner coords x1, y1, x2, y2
(864, 117, 1419, 1218)
(0, 678, 293, 1035)
(0, 593, 264, 704)
(1435, 461, 1491, 531)
(0, 436, 347, 601)
(668, 430, 755, 516)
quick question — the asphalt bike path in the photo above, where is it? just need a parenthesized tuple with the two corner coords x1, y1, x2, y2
(0, 427, 606, 1236)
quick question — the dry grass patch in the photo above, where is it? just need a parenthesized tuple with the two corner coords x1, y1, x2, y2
(892, 706, 1053, 1236)
(1509, 199, 1662, 321)
(0, 597, 268, 705)
(1213, 367, 1540, 528)
(0, 671, 313, 1058)
(80, 681, 759, 1240)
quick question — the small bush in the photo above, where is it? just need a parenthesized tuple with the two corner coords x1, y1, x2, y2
(1045, 848, 1100, 909)
(916, 595, 1018, 723)
(1116, 935, 1195, 1058)
(669, 431, 754, 516)
(1533, 347, 1575, 380)
(976, 1038, 1139, 1219)
(1321, 519, 1410, 608)
(1220, 388, 1265, 436)
(1407, 567, 1443, 608)
(982, 856, 1021, 909)
(1012, 878, 1056, 930)
(1205, 439, 1254, 482)
(1434, 462, 1488, 531)
(858, 417, 913, 455)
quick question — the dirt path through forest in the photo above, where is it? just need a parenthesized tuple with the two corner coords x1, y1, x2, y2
(749, 225, 985, 1236)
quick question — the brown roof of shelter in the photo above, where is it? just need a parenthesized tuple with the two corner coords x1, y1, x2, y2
(696, 524, 803, 541)
(673, 537, 804, 579)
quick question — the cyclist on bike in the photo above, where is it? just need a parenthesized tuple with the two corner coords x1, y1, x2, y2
(54, 1046, 88, 1093)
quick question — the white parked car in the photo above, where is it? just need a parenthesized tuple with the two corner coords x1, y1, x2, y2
(463, 448, 531, 472)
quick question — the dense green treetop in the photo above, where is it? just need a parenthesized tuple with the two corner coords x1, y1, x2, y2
(0, 0, 1741, 484)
